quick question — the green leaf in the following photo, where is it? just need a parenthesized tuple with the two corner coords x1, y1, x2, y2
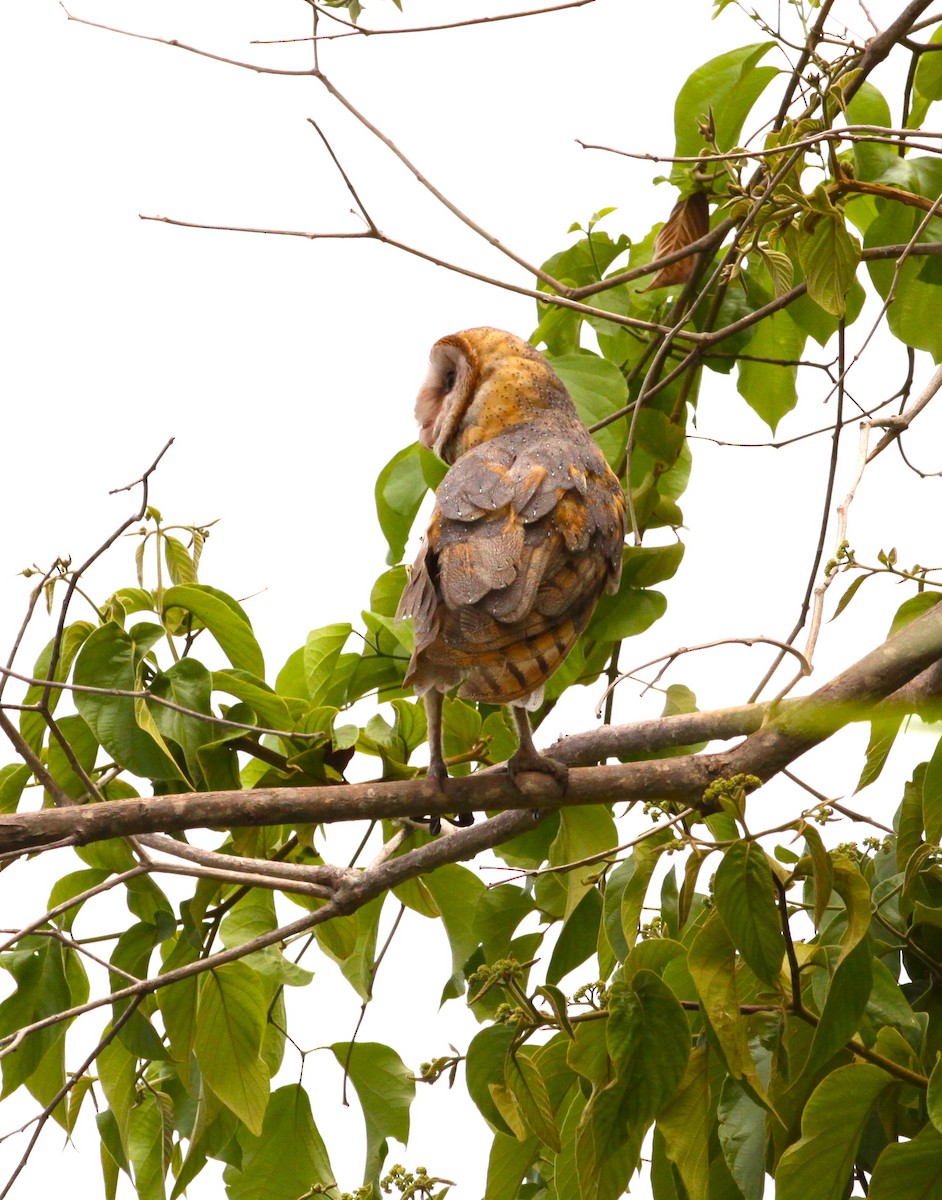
(586, 585, 667, 642)
(161, 585, 264, 676)
(19, 621, 95, 752)
(717, 1075, 768, 1200)
(549, 353, 629, 468)
(375, 442, 434, 566)
(619, 542, 685, 588)
(330, 1041, 414, 1186)
(864, 161, 942, 361)
(163, 535, 197, 585)
(0, 764, 30, 814)
(506, 1051, 561, 1151)
(712, 841, 784, 986)
(128, 1091, 169, 1200)
(423, 863, 487, 1000)
(922, 734, 942, 844)
(72, 624, 180, 781)
(868, 1123, 942, 1199)
(775, 1064, 894, 1200)
(736, 308, 806, 432)
(45, 713, 98, 800)
(211, 670, 294, 730)
(194, 963, 270, 1135)
(856, 716, 903, 793)
(548, 887, 602, 985)
(929, 1056, 942, 1134)
(909, 26, 942, 129)
(467, 1025, 518, 1135)
(672, 43, 777, 186)
(795, 209, 861, 316)
(547, 807, 617, 921)
(803, 937, 873, 1077)
(687, 913, 763, 1095)
(657, 1044, 712, 1200)
(224, 1084, 336, 1200)
(831, 858, 872, 965)
(304, 623, 353, 707)
(482, 1131, 539, 1200)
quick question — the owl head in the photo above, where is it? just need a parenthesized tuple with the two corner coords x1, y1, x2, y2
(414, 327, 574, 464)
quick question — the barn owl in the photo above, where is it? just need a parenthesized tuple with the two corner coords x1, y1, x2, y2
(397, 327, 626, 822)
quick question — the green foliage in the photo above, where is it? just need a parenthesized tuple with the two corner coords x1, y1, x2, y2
(5, 4, 942, 1200)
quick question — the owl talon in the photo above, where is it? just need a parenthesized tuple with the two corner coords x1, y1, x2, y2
(507, 749, 568, 795)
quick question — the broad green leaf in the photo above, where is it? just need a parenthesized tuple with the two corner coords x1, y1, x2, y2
(224, 1084, 336, 1200)
(19, 621, 95, 752)
(606, 971, 689, 1116)
(375, 442, 433, 566)
(194, 963, 270, 1135)
(163, 534, 197, 585)
(548, 806, 617, 921)
(657, 1044, 712, 1200)
(128, 1091, 168, 1200)
(423, 863, 487, 1000)
(803, 937, 873, 1078)
(922, 733, 942, 844)
(795, 210, 861, 316)
(868, 1123, 942, 1198)
(688, 913, 763, 1095)
(95, 1036, 136, 1156)
(45, 712, 98, 800)
(856, 716, 903, 793)
(846, 83, 897, 181)
(712, 842, 784, 987)
(483, 1131, 539, 1200)
(929, 1056, 942, 1134)
(672, 43, 777, 186)
(864, 161, 942, 361)
(586, 585, 667, 642)
(909, 26, 942, 129)
(548, 887, 602, 985)
(304, 623, 353, 707)
(717, 1076, 768, 1200)
(162, 584, 264, 676)
(330, 1041, 414, 1185)
(506, 1051, 561, 1151)
(620, 542, 685, 588)
(620, 836, 674, 950)
(73, 623, 180, 781)
(316, 893, 384, 1001)
(0, 764, 30, 814)
(467, 1025, 518, 1135)
(776, 1064, 894, 1200)
(0, 938, 71, 1097)
(831, 858, 872, 965)
(549, 353, 629, 468)
(211, 670, 294, 730)
(551, 1088, 588, 1200)
(736, 309, 806, 432)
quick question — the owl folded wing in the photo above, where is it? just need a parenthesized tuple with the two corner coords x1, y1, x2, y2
(398, 425, 625, 702)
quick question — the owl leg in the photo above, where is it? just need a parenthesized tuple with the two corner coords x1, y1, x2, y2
(422, 690, 474, 834)
(508, 706, 568, 793)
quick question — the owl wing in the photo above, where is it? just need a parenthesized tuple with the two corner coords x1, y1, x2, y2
(398, 421, 625, 703)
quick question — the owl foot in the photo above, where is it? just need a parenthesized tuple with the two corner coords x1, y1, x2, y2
(507, 747, 569, 795)
(423, 762, 474, 834)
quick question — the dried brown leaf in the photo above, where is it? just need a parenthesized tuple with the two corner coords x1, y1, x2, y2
(644, 192, 710, 290)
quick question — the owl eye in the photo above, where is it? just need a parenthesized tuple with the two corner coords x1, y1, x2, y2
(442, 368, 457, 392)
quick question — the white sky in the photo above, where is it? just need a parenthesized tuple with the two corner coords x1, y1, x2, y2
(2, 0, 942, 1196)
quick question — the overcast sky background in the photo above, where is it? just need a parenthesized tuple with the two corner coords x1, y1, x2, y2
(2, 0, 942, 1195)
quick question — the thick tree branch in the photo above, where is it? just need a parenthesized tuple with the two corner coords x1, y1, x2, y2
(2, 601, 942, 855)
